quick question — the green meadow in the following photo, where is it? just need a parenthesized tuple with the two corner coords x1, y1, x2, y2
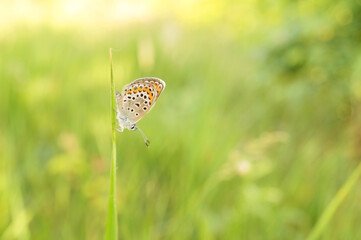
(1, 1, 361, 239)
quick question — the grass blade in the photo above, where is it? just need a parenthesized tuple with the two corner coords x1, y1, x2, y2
(104, 48, 118, 240)
(307, 160, 361, 240)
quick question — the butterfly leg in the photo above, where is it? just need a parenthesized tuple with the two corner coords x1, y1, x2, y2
(135, 125, 150, 147)
(111, 106, 119, 127)
(113, 106, 120, 115)
(115, 126, 124, 132)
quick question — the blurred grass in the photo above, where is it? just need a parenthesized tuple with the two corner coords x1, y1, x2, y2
(307, 160, 361, 240)
(1, 0, 361, 239)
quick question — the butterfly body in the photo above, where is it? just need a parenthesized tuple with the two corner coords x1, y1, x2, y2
(115, 77, 165, 146)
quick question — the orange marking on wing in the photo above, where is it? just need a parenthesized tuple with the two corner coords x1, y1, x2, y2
(146, 89, 153, 100)
(152, 83, 160, 93)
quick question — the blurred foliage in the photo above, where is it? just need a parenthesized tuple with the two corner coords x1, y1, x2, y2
(1, 0, 361, 239)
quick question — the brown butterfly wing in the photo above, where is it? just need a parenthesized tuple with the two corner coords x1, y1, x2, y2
(118, 77, 166, 124)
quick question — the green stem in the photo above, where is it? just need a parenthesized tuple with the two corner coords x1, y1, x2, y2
(104, 48, 118, 240)
(307, 160, 361, 240)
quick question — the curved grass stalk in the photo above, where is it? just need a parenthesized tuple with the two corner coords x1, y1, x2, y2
(307, 160, 361, 240)
(104, 48, 118, 240)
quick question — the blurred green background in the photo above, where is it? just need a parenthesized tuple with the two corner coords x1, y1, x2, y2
(1, 0, 361, 239)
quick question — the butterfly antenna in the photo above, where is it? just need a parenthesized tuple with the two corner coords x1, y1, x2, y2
(136, 126, 150, 147)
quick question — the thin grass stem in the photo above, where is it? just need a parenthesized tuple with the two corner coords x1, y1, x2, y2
(307, 160, 361, 240)
(104, 48, 118, 240)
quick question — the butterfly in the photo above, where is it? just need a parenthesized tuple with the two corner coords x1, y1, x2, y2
(115, 77, 166, 147)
